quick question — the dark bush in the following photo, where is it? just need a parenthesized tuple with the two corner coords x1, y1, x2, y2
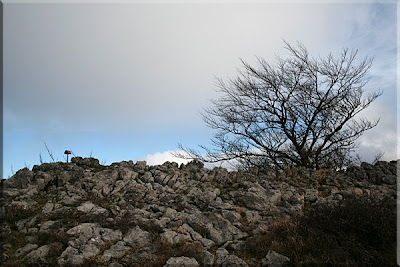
(148, 239, 204, 267)
(241, 195, 396, 266)
(3, 205, 36, 223)
(297, 195, 396, 266)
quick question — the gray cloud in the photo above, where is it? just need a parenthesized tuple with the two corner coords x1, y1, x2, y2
(3, 2, 397, 177)
(5, 3, 360, 130)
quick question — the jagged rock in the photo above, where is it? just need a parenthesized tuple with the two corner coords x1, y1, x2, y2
(58, 246, 85, 266)
(123, 226, 151, 247)
(77, 201, 109, 216)
(262, 250, 290, 267)
(1, 158, 396, 266)
(2, 168, 33, 189)
(223, 211, 242, 223)
(304, 189, 319, 203)
(184, 160, 204, 170)
(0, 223, 12, 237)
(35, 171, 56, 191)
(176, 224, 215, 249)
(25, 243, 61, 262)
(101, 241, 130, 262)
(39, 220, 58, 233)
(352, 187, 363, 196)
(164, 256, 200, 267)
(15, 243, 38, 257)
(140, 171, 154, 183)
(71, 156, 100, 168)
(80, 243, 101, 259)
(206, 213, 247, 245)
(134, 160, 147, 171)
(66, 223, 104, 253)
(198, 250, 215, 266)
(382, 174, 396, 185)
(164, 207, 178, 218)
(60, 194, 82, 206)
(215, 248, 230, 265)
(234, 186, 281, 211)
(185, 212, 247, 246)
(161, 229, 191, 245)
(100, 228, 123, 242)
(9, 200, 31, 210)
(245, 210, 262, 223)
(42, 202, 61, 213)
(221, 254, 249, 267)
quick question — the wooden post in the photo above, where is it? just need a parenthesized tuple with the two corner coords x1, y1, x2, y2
(64, 150, 72, 163)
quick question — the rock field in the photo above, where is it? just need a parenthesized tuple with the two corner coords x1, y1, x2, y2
(0, 157, 397, 266)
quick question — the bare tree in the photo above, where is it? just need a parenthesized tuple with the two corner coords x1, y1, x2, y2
(177, 41, 381, 170)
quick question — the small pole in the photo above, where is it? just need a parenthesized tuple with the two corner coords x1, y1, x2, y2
(64, 150, 72, 163)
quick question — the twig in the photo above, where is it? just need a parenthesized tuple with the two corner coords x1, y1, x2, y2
(39, 152, 43, 164)
(10, 165, 15, 177)
(24, 161, 30, 169)
(44, 142, 55, 162)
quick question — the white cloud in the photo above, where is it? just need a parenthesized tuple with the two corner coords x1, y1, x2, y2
(144, 150, 192, 166)
(144, 150, 240, 170)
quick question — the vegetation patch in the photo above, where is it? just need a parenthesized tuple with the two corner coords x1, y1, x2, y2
(240, 195, 396, 266)
(147, 239, 204, 267)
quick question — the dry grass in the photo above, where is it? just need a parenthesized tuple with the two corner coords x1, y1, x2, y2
(147, 238, 204, 267)
(240, 195, 396, 266)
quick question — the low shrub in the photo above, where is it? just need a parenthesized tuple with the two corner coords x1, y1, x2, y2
(241, 195, 396, 266)
(3, 205, 36, 223)
(148, 239, 204, 267)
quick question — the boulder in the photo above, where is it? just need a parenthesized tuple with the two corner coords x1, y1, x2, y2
(123, 226, 151, 247)
(77, 201, 109, 216)
(24, 244, 62, 262)
(164, 256, 199, 267)
(221, 255, 249, 267)
(101, 241, 130, 262)
(71, 157, 100, 168)
(15, 243, 38, 257)
(160, 229, 191, 245)
(2, 168, 33, 189)
(262, 250, 290, 267)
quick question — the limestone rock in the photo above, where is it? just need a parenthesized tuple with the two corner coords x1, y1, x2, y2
(71, 157, 100, 168)
(77, 201, 109, 216)
(58, 246, 85, 266)
(216, 248, 229, 265)
(164, 256, 200, 267)
(15, 243, 38, 257)
(199, 250, 215, 266)
(1, 157, 396, 266)
(39, 220, 58, 233)
(101, 241, 130, 262)
(123, 226, 151, 247)
(24, 244, 55, 262)
(3, 168, 33, 189)
(262, 250, 290, 267)
(160, 229, 191, 245)
(221, 254, 249, 267)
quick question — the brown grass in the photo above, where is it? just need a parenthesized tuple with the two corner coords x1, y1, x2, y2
(239, 195, 396, 266)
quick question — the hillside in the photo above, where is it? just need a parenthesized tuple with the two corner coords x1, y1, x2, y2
(1, 157, 397, 266)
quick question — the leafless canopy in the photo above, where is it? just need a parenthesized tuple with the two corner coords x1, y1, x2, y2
(177, 42, 381, 170)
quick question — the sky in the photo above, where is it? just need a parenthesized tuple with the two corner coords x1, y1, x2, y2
(3, 0, 398, 178)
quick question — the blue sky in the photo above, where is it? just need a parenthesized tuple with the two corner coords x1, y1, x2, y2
(3, 1, 398, 178)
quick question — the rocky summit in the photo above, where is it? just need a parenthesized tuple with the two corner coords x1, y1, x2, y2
(0, 157, 397, 266)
